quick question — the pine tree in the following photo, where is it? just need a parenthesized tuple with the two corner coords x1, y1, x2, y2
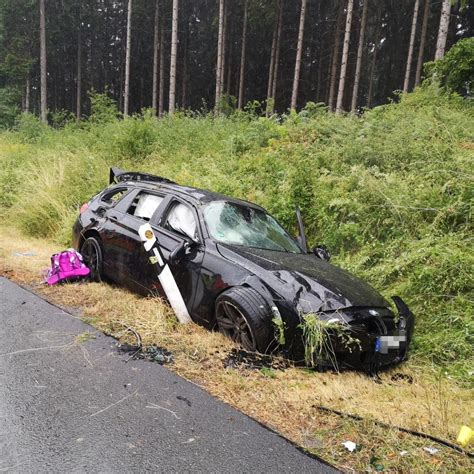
(291, 0, 307, 110)
(403, 0, 420, 92)
(238, 0, 248, 110)
(215, 0, 225, 112)
(351, 0, 369, 113)
(336, 0, 354, 114)
(124, 0, 132, 117)
(152, 0, 160, 114)
(435, 0, 451, 59)
(169, 0, 179, 114)
(415, 0, 430, 86)
(39, 0, 47, 123)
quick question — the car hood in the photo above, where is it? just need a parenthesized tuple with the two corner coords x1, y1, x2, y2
(216, 244, 389, 312)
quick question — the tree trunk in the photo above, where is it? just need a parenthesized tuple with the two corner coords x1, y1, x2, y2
(415, 0, 430, 86)
(159, 19, 165, 117)
(181, 19, 189, 109)
(291, 0, 307, 110)
(76, 26, 82, 121)
(215, 0, 225, 112)
(271, 1, 283, 113)
(152, 0, 160, 114)
(168, 0, 179, 114)
(403, 0, 420, 92)
(335, 0, 354, 114)
(226, 22, 233, 96)
(39, 0, 47, 123)
(270, 0, 283, 110)
(220, 1, 227, 98)
(267, 0, 280, 111)
(328, 2, 343, 110)
(25, 76, 30, 112)
(435, 0, 451, 60)
(124, 0, 132, 117)
(350, 0, 368, 113)
(238, 0, 248, 110)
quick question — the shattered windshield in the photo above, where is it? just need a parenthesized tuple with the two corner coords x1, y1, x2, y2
(203, 201, 302, 253)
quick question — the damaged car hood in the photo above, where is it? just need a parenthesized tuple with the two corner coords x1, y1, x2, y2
(216, 244, 389, 312)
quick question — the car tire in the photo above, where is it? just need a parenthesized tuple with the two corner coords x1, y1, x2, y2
(215, 287, 273, 353)
(80, 236, 103, 282)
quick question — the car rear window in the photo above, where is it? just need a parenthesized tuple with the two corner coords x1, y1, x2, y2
(127, 192, 164, 221)
(101, 187, 128, 205)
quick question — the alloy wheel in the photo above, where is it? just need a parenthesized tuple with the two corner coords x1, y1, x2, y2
(216, 301, 257, 352)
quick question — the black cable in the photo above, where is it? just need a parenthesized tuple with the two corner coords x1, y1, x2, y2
(313, 405, 473, 458)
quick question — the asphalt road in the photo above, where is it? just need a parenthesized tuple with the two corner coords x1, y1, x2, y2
(0, 277, 336, 473)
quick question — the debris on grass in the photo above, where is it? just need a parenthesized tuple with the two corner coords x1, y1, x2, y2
(390, 372, 414, 384)
(423, 446, 439, 455)
(12, 252, 37, 257)
(118, 342, 174, 365)
(457, 425, 473, 447)
(223, 348, 290, 371)
(343, 440, 358, 452)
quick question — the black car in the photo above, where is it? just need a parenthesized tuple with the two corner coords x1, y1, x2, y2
(73, 168, 414, 370)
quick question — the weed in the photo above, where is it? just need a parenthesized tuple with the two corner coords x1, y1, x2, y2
(299, 314, 359, 369)
(272, 315, 286, 346)
(75, 332, 96, 344)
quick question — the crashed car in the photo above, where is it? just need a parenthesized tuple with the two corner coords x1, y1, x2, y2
(73, 168, 414, 370)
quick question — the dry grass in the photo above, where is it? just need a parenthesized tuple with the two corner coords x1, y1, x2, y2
(1, 225, 472, 472)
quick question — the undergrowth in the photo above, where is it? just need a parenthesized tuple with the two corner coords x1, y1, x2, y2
(0, 85, 472, 383)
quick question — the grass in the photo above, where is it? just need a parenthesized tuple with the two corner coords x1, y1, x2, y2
(0, 86, 472, 383)
(1, 226, 472, 472)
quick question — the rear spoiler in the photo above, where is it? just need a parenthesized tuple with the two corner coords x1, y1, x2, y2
(109, 167, 176, 185)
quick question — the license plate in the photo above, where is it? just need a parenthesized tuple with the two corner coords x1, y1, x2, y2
(375, 332, 407, 354)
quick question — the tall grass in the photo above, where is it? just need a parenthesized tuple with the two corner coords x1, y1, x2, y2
(1, 85, 472, 382)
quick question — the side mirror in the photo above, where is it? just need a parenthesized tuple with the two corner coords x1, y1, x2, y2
(313, 245, 331, 261)
(169, 241, 186, 264)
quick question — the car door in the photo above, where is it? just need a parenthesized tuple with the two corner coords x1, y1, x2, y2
(151, 198, 206, 320)
(101, 189, 166, 292)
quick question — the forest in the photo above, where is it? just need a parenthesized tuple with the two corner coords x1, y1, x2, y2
(0, 0, 473, 124)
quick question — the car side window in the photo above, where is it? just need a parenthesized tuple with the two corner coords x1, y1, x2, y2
(163, 201, 198, 241)
(101, 188, 128, 205)
(127, 192, 164, 221)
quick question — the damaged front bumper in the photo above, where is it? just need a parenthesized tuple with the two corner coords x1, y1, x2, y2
(322, 297, 415, 371)
(277, 296, 415, 371)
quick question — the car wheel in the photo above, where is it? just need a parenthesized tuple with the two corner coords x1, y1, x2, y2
(215, 287, 273, 353)
(80, 236, 103, 282)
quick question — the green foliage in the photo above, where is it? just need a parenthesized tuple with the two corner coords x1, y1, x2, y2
(87, 90, 120, 124)
(424, 38, 474, 96)
(0, 86, 472, 382)
(272, 316, 286, 346)
(14, 112, 48, 142)
(259, 367, 277, 378)
(0, 86, 21, 128)
(299, 314, 359, 369)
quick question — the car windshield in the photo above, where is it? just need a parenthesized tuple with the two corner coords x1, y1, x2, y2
(203, 201, 302, 253)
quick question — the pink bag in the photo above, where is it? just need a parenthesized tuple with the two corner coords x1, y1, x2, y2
(46, 249, 90, 285)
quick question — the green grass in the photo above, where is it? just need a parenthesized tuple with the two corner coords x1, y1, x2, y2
(1, 85, 472, 383)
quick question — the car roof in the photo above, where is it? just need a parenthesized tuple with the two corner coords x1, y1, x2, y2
(119, 179, 265, 211)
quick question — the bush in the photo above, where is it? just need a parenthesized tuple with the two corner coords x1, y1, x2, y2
(424, 37, 474, 97)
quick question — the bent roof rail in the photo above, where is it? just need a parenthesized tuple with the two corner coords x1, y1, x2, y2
(109, 167, 176, 186)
